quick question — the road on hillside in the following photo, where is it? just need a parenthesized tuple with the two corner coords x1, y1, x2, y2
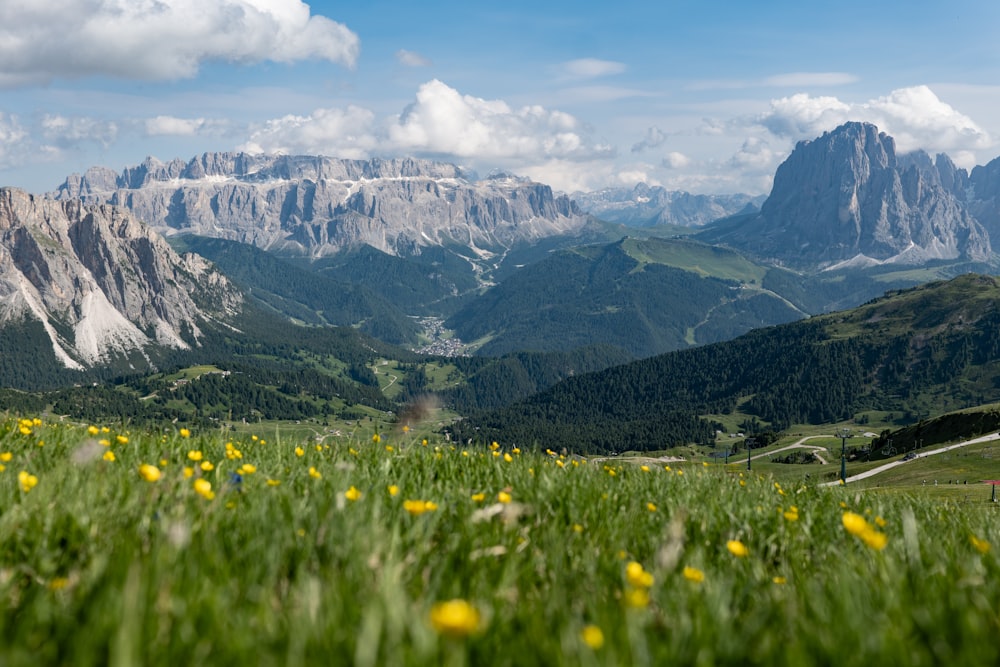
(819, 432, 1000, 487)
(747, 436, 832, 465)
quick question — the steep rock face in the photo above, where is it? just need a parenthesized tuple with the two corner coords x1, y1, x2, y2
(572, 183, 763, 227)
(0, 188, 241, 368)
(703, 122, 991, 268)
(54, 154, 587, 257)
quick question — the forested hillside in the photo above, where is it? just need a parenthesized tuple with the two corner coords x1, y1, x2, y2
(450, 275, 1000, 453)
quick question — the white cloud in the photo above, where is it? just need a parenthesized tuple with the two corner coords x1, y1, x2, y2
(662, 152, 691, 169)
(763, 72, 859, 87)
(396, 49, 432, 67)
(386, 80, 613, 162)
(631, 126, 668, 153)
(728, 137, 778, 170)
(40, 114, 118, 148)
(144, 116, 228, 137)
(554, 58, 626, 80)
(755, 85, 991, 155)
(240, 105, 378, 158)
(0, 112, 30, 169)
(0, 0, 359, 86)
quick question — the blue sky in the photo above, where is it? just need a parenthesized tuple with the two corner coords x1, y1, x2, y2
(2, 0, 999, 194)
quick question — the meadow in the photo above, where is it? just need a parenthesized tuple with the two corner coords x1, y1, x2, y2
(0, 416, 997, 666)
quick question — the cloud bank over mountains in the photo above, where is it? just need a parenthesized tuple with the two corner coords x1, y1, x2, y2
(0, 2, 997, 195)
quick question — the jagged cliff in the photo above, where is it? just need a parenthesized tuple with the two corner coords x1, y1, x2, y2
(698, 122, 992, 268)
(0, 188, 241, 369)
(54, 154, 588, 257)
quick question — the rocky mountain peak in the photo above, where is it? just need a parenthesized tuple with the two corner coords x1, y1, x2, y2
(0, 187, 241, 369)
(52, 153, 584, 258)
(703, 122, 991, 268)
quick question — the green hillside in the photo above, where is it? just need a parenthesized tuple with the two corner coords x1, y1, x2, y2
(449, 274, 1000, 453)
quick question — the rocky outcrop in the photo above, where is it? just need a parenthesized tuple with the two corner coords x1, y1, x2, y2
(572, 183, 764, 227)
(54, 154, 587, 258)
(0, 188, 241, 368)
(699, 122, 992, 268)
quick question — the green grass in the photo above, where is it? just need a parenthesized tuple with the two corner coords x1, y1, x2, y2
(619, 237, 767, 284)
(1, 416, 999, 666)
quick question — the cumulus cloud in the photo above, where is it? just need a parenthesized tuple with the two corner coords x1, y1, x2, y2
(631, 126, 668, 153)
(0, 0, 359, 86)
(240, 105, 378, 158)
(144, 116, 228, 137)
(554, 58, 626, 80)
(396, 49, 432, 67)
(386, 80, 613, 161)
(728, 137, 778, 170)
(40, 114, 118, 148)
(755, 85, 990, 154)
(662, 152, 691, 169)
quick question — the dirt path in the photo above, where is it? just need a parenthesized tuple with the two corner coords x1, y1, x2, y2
(747, 435, 832, 464)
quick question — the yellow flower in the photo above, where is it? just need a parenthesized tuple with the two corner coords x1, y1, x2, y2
(683, 566, 705, 583)
(187, 450, 203, 462)
(403, 499, 438, 516)
(490, 441, 500, 451)
(372, 433, 381, 445)
(19, 426, 31, 436)
(640, 465, 650, 472)
(183, 467, 194, 478)
(422, 438, 428, 446)
(580, 625, 604, 650)
(647, 502, 657, 512)
(266, 479, 281, 487)
(101, 426, 110, 433)
(874, 516, 887, 528)
(388, 485, 400, 497)
(116, 435, 128, 445)
(773, 576, 787, 585)
(471, 492, 486, 503)
(309, 467, 322, 480)
(295, 447, 305, 457)
(503, 453, 513, 463)
(623, 587, 650, 608)
(625, 561, 654, 589)
(497, 491, 512, 504)
(18, 470, 38, 493)
(726, 540, 749, 557)
(676, 470, 684, 476)
(344, 485, 361, 501)
(572, 524, 584, 533)
(32, 418, 41, 426)
(200, 461, 214, 472)
(138, 464, 161, 482)
(402, 425, 410, 433)
(429, 599, 480, 637)
(0, 452, 12, 462)
(859, 530, 888, 551)
(556, 460, 565, 468)
(251, 435, 258, 442)
(512, 447, 520, 455)
(841, 512, 868, 536)
(179, 428, 191, 438)
(386, 445, 395, 453)
(783, 507, 799, 521)
(970, 535, 991, 554)
(238, 464, 257, 475)
(702, 461, 710, 467)
(87, 426, 100, 436)
(159, 458, 168, 467)
(193, 478, 214, 500)
(99, 439, 110, 447)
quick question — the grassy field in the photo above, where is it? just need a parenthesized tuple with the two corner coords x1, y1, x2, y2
(0, 416, 998, 666)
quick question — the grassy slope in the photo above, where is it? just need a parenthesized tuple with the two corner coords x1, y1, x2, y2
(0, 416, 998, 666)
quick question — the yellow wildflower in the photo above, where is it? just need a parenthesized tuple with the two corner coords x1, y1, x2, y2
(187, 450, 203, 462)
(309, 467, 322, 480)
(580, 625, 604, 650)
(179, 428, 191, 438)
(640, 465, 650, 472)
(504, 453, 513, 463)
(266, 479, 281, 487)
(18, 470, 38, 493)
(183, 467, 195, 478)
(200, 461, 214, 472)
(344, 485, 361, 501)
(99, 439, 110, 447)
(497, 491, 512, 504)
(295, 447, 305, 457)
(0, 452, 12, 462)
(773, 576, 787, 585)
(783, 507, 799, 521)
(388, 485, 400, 497)
(403, 499, 438, 516)
(970, 535, 991, 554)
(372, 433, 381, 444)
(726, 540, 749, 557)
(138, 464, 161, 482)
(471, 492, 486, 503)
(842, 512, 868, 536)
(573, 524, 584, 533)
(647, 502, 657, 512)
(429, 599, 480, 637)
(87, 426, 99, 436)
(625, 561, 654, 589)
(683, 566, 705, 583)
(238, 464, 257, 475)
(623, 587, 650, 608)
(193, 478, 214, 500)
(116, 435, 128, 445)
